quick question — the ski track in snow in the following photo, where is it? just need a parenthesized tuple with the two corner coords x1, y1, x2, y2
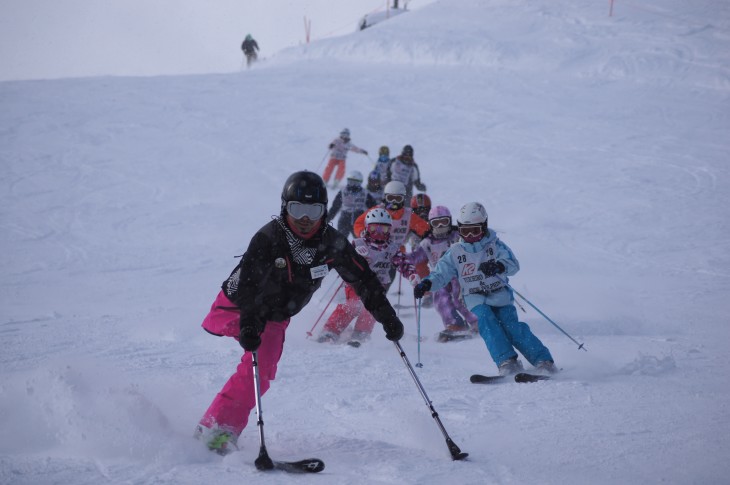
(2, 0, 730, 483)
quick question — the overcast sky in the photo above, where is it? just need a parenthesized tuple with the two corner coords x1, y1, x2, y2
(0, 0, 433, 81)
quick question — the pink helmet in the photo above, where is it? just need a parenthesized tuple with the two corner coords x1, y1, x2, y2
(428, 205, 451, 220)
(428, 206, 452, 239)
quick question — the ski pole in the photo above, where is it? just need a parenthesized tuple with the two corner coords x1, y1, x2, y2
(415, 297, 423, 368)
(397, 272, 403, 312)
(315, 148, 331, 172)
(250, 351, 324, 473)
(252, 351, 274, 470)
(251, 351, 326, 473)
(306, 279, 345, 337)
(318, 273, 341, 305)
(495, 275, 586, 351)
(392, 341, 468, 461)
(514, 296, 527, 313)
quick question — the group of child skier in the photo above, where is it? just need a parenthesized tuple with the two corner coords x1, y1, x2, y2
(317, 128, 557, 377)
(192, 128, 557, 455)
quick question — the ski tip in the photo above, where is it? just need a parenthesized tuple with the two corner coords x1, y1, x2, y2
(470, 374, 505, 384)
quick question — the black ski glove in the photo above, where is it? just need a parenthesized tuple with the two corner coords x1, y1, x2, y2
(239, 317, 263, 352)
(363, 150, 369, 156)
(414, 181, 427, 191)
(328, 143, 335, 149)
(382, 316, 404, 341)
(479, 261, 505, 277)
(413, 279, 432, 299)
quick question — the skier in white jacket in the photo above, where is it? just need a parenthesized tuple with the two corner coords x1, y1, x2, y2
(322, 128, 368, 189)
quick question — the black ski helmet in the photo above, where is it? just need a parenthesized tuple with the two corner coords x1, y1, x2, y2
(281, 170, 328, 215)
(402, 145, 414, 158)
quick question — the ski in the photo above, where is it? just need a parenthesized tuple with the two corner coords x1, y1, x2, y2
(346, 340, 361, 348)
(255, 450, 324, 473)
(252, 350, 325, 474)
(272, 458, 325, 473)
(470, 373, 551, 384)
(470, 374, 506, 384)
(437, 330, 474, 343)
(514, 372, 551, 383)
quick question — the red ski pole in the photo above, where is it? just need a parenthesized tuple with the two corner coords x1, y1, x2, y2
(306, 279, 345, 337)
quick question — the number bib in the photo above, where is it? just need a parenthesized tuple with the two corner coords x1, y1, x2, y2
(353, 238, 399, 286)
(389, 208, 413, 248)
(450, 243, 504, 295)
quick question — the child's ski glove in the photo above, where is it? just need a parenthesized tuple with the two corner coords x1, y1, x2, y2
(479, 261, 505, 277)
(414, 279, 432, 299)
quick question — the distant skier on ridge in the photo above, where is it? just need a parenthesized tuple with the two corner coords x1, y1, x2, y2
(241, 34, 259, 68)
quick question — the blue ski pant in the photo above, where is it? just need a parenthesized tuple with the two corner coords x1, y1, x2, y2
(471, 303, 553, 367)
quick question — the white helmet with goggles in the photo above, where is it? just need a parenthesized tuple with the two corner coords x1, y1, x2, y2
(457, 202, 488, 243)
(364, 208, 392, 248)
(346, 170, 364, 185)
(383, 180, 407, 210)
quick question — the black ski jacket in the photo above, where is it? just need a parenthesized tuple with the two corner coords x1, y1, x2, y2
(222, 218, 397, 329)
(241, 39, 259, 55)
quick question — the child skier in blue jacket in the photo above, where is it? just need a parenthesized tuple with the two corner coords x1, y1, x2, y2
(414, 202, 557, 376)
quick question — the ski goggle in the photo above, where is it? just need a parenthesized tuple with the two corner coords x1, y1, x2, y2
(286, 201, 325, 220)
(430, 217, 451, 229)
(384, 194, 405, 204)
(458, 223, 484, 239)
(367, 223, 391, 235)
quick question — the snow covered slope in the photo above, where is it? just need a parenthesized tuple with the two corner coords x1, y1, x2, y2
(1, 0, 729, 483)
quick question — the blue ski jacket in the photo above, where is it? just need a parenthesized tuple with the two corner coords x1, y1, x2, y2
(425, 229, 519, 309)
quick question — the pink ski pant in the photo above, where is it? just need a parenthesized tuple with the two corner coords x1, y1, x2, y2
(199, 291, 289, 435)
(322, 285, 376, 336)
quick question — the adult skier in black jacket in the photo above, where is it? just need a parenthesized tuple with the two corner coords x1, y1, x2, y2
(195, 170, 404, 454)
(241, 34, 259, 68)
